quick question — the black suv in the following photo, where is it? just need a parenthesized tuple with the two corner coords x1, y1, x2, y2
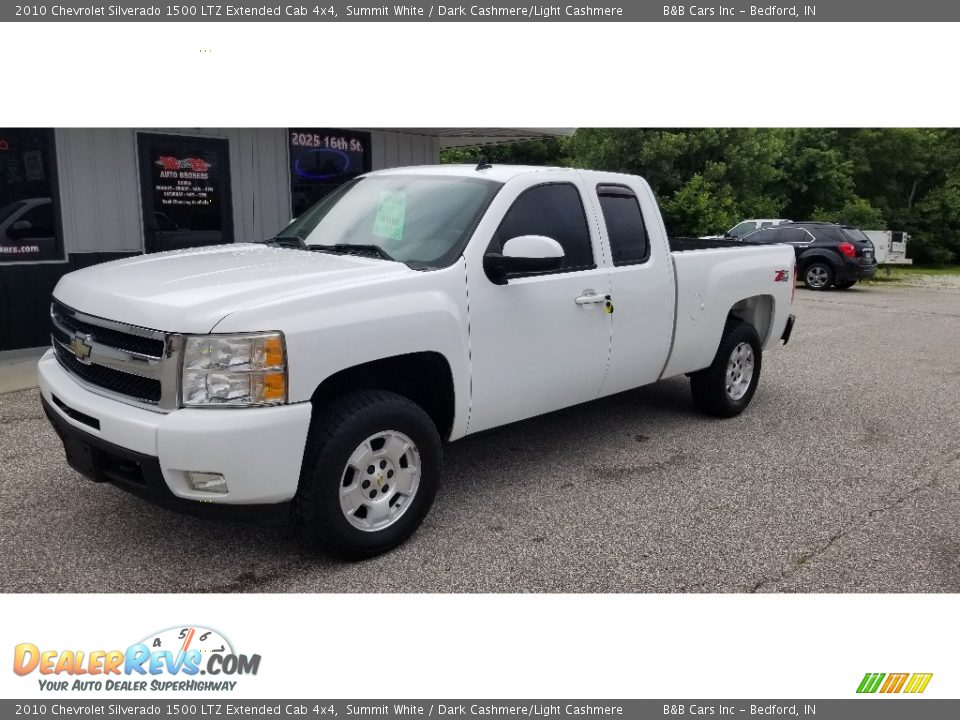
(743, 222, 878, 290)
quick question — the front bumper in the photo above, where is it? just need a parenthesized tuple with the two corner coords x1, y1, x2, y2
(38, 350, 312, 511)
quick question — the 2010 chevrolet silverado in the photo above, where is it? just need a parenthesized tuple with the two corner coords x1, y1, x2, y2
(39, 165, 797, 557)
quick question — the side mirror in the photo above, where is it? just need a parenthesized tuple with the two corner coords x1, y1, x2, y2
(483, 235, 565, 285)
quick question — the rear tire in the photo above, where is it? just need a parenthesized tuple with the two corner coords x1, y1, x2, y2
(803, 262, 834, 290)
(834, 280, 857, 290)
(292, 390, 442, 560)
(690, 320, 762, 418)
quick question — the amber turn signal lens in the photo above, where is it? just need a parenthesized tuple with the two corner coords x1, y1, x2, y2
(262, 372, 286, 401)
(263, 335, 285, 368)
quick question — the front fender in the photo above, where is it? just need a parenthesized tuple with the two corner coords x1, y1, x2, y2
(212, 261, 473, 439)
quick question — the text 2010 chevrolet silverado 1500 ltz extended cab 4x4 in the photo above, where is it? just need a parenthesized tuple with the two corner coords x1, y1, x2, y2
(39, 165, 797, 558)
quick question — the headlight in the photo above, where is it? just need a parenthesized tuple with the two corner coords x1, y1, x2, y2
(181, 332, 287, 407)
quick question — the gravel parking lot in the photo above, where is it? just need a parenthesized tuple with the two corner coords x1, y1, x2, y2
(2, 284, 959, 593)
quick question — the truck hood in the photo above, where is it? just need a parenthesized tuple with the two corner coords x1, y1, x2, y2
(53, 243, 413, 334)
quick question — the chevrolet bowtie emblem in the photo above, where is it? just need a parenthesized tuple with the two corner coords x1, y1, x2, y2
(70, 333, 93, 362)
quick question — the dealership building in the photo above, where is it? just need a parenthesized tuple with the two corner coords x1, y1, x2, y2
(0, 127, 566, 353)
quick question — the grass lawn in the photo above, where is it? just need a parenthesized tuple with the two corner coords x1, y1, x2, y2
(863, 265, 960, 285)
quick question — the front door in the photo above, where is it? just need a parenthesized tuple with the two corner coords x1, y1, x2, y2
(466, 176, 612, 434)
(137, 133, 234, 253)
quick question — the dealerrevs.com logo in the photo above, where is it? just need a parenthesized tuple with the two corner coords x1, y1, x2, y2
(13, 626, 261, 693)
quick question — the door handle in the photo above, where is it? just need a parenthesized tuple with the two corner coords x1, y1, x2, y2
(575, 292, 610, 305)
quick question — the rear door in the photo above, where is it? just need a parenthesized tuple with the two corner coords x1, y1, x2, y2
(741, 227, 780, 245)
(587, 176, 676, 396)
(751, 226, 810, 263)
(779, 227, 815, 247)
(777, 226, 818, 265)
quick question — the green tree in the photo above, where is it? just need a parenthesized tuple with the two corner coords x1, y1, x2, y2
(780, 130, 857, 219)
(911, 176, 960, 264)
(843, 128, 945, 217)
(811, 197, 885, 228)
(442, 127, 960, 262)
(441, 138, 566, 166)
(660, 173, 738, 237)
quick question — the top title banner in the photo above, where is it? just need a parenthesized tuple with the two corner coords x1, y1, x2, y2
(4, 1, 959, 22)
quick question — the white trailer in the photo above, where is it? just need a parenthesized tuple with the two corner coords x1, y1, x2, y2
(864, 230, 913, 265)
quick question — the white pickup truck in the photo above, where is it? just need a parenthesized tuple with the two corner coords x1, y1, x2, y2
(39, 165, 796, 558)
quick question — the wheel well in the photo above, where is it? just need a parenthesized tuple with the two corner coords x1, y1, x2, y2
(800, 254, 838, 272)
(727, 295, 774, 345)
(310, 352, 455, 439)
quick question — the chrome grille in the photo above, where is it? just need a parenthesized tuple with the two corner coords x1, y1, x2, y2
(51, 303, 165, 357)
(53, 342, 162, 403)
(50, 300, 181, 412)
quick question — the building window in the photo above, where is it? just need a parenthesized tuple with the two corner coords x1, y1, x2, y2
(137, 133, 234, 253)
(0, 129, 64, 263)
(289, 128, 371, 217)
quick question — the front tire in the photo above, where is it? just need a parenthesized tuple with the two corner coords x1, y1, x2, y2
(803, 262, 834, 290)
(292, 390, 442, 559)
(690, 320, 762, 418)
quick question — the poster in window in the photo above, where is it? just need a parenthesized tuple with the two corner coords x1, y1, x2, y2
(289, 128, 371, 217)
(0, 129, 65, 264)
(137, 133, 234, 253)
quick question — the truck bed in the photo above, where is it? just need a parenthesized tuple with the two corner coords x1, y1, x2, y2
(660, 240, 796, 380)
(669, 237, 749, 252)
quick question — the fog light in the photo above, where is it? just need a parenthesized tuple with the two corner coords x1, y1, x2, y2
(186, 471, 228, 494)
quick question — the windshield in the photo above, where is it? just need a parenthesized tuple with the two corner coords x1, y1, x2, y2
(727, 221, 755, 238)
(0, 201, 26, 225)
(278, 175, 501, 268)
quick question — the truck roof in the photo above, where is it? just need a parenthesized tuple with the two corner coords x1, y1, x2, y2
(369, 164, 574, 183)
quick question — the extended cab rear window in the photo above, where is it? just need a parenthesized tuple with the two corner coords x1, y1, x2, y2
(597, 185, 649, 265)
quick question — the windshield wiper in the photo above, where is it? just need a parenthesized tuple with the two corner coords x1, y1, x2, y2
(262, 235, 307, 249)
(310, 243, 396, 261)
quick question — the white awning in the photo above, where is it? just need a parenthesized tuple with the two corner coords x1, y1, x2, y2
(365, 128, 575, 149)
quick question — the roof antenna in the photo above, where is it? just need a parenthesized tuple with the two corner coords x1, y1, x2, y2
(475, 155, 492, 171)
